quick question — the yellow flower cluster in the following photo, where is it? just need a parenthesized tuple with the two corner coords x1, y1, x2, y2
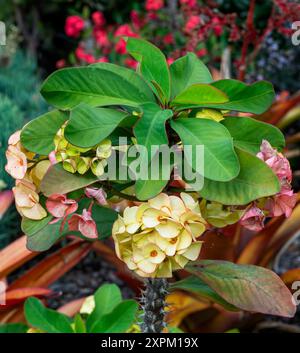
(112, 193, 207, 278)
(54, 125, 112, 176)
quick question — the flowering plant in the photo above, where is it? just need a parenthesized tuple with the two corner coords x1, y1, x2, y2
(6, 38, 296, 332)
(58, 0, 300, 80)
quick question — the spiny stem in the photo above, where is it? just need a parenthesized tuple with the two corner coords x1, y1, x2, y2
(140, 278, 169, 333)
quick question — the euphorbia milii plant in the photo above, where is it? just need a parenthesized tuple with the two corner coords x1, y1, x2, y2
(6, 38, 297, 333)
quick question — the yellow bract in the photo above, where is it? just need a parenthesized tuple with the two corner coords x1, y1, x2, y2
(112, 193, 206, 278)
(54, 124, 112, 177)
(196, 108, 224, 122)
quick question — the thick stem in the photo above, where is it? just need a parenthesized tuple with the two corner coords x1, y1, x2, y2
(140, 278, 169, 333)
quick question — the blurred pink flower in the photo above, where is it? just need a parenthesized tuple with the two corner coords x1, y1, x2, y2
(145, 0, 164, 11)
(197, 48, 207, 57)
(94, 29, 109, 47)
(92, 11, 105, 27)
(65, 16, 85, 38)
(95, 56, 108, 63)
(164, 33, 174, 45)
(68, 209, 98, 239)
(239, 205, 265, 232)
(125, 58, 138, 69)
(180, 0, 197, 7)
(46, 194, 78, 219)
(56, 59, 66, 69)
(130, 10, 143, 30)
(185, 15, 200, 31)
(211, 17, 223, 36)
(85, 187, 107, 205)
(167, 58, 174, 65)
(115, 38, 127, 54)
(114, 24, 137, 38)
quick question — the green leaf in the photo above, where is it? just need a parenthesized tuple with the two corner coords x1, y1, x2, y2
(40, 64, 155, 109)
(0, 323, 28, 333)
(64, 103, 128, 148)
(135, 169, 171, 201)
(210, 80, 275, 114)
(90, 300, 138, 333)
(171, 80, 275, 114)
(126, 38, 170, 101)
(21, 214, 52, 236)
(187, 260, 296, 317)
(170, 276, 238, 311)
(24, 297, 74, 333)
(40, 164, 98, 197)
(87, 284, 122, 332)
(26, 219, 62, 252)
(221, 116, 285, 154)
(199, 148, 280, 205)
(134, 103, 173, 158)
(171, 83, 228, 107)
(73, 314, 86, 333)
(20, 110, 67, 155)
(92, 205, 118, 239)
(133, 103, 173, 200)
(170, 52, 213, 99)
(171, 118, 239, 182)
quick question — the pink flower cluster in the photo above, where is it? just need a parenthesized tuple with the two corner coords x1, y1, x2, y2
(45, 187, 107, 239)
(65, 16, 85, 38)
(145, 0, 164, 11)
(240, 140, 297, 232)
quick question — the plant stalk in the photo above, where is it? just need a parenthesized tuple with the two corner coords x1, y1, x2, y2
(140, 278, 169, 333)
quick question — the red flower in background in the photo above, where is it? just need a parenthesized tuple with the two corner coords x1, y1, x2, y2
(180, 0, 197, 7)
(92, 11, 105, 27)
(130, 10, 143, 30)
(197, 48, 207, 57)
(94, 28, 109, 47)
(164, 33, 174, 45)
(185, 15, 200, 31)
(65, 15, 85, 38)
(115, 38, 127, 54)
(125, 58, 138, 69)
(114, 24, 137, 38)
(167, 57, 174, 65)
(145, 0, 164, 11)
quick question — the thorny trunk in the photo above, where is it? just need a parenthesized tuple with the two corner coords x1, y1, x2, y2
(140, 278, 169, 333)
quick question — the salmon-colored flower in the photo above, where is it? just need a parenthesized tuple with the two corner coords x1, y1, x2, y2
(13, 178, 47, 220)
(85, 187, 107, 205)
(264, 183, 297, 218)
(68, 209, 98, 239)
(5, 131, 27, 180)
(112, 193, 206, 278)
(46, 194, 78, 219)
(239, 205, 265, 232)
(256, 140, 296, 219)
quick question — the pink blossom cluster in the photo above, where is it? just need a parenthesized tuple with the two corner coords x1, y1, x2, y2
(45, 187, 107, 239)
(239, 140, 297, 232)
